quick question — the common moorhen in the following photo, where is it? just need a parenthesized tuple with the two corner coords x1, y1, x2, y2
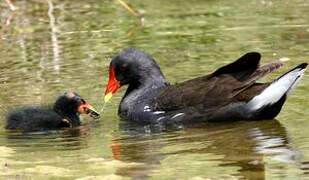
(104, 49, 307, 124)
(6, 92, 100, 131)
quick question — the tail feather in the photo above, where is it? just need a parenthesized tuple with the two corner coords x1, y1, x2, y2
(248, 63, 307, 112)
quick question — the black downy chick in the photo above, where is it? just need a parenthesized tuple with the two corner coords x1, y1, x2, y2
(5, 92, 100, 131)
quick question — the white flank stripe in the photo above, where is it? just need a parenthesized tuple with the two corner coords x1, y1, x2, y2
(153, 111, 165, 114)
(156, 117, 165, 121)
(143, 106, 151, 112)
(171, 113, 185, 119)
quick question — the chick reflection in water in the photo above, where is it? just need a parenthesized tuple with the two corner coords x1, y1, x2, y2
(111, 120, 300, 179)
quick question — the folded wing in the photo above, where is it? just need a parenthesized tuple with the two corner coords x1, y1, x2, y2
(153, 52, 282, 111)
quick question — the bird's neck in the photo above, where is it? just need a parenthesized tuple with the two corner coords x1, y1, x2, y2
(119, 73, 168, 117)
(125, 71, 168, 99)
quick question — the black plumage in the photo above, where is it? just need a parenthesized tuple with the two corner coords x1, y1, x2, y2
(6, 92, 99, 131)
(104, 49, 307, 124)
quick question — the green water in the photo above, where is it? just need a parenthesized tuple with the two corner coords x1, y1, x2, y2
(0, 0, 309, 179)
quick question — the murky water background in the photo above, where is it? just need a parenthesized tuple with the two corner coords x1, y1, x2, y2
(0, 0, 308, 179)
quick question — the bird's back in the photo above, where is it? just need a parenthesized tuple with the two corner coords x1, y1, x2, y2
(6, 107, 65, 131)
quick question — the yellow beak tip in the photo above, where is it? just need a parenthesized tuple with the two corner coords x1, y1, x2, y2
(104, 93, 113, 103)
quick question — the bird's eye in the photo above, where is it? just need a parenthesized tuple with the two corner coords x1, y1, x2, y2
(120, 65, 126, 72)
(81, 99, 86, 104)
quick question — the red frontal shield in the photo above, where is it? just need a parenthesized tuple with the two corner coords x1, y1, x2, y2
(104, 66, 120, 102)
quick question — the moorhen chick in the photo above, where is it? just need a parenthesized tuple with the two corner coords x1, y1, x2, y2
(104, 49, 307, 124)
(6, 92, 100, 131)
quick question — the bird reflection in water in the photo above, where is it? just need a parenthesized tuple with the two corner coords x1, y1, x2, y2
(111, 120, 302, 179)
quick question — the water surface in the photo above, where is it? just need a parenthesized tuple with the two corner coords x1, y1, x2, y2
(0, 0, 309, 179)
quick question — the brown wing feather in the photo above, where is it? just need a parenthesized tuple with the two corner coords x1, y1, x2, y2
(153, 53, 283, 111)
(153, 75, 243, 111)
(232, 61, 283, 95)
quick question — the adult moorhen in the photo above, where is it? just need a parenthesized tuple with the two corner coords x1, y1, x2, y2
(6, 92, 100, 131)
(104, 49, 307, 124)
